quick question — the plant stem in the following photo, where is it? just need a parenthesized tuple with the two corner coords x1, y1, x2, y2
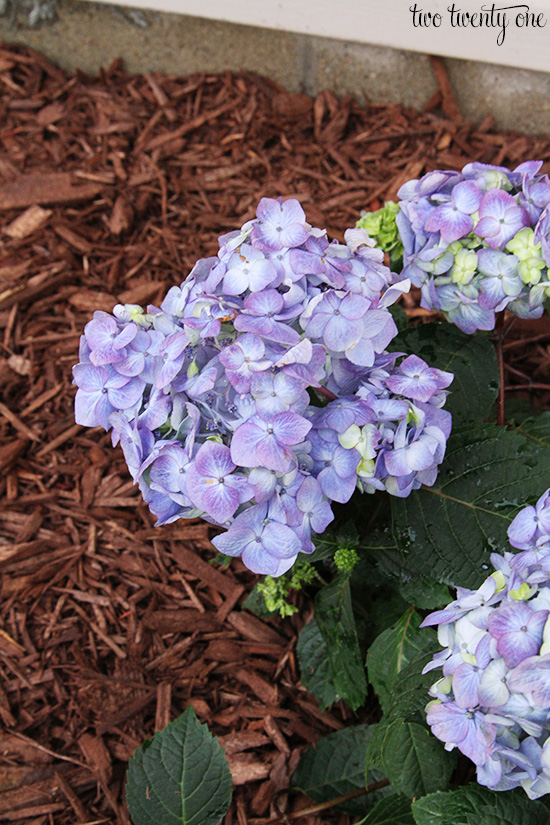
(316, 386, 338, 402)
(492, 311, 506, 426)
(263, 779, 391, 824)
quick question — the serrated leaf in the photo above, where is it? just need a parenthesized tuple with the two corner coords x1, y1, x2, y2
(291, 725, 391, 815)
(379, 719, 455, 798)
(517, 411, 550, 447)
(315, 572, 368, 711)
(411, 785, 549, 825)
(296, 618, 338, 710)
(392, 423, 550, 588)
(367, 609, 437, 713)
(356, 794, 414, 825)
(126, 707, 232, 825)
(391, 323, 499, 426)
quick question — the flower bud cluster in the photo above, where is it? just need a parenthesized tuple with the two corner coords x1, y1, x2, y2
(73, 197, 452, 576)
(392, 161, 550, 333)
(422, 489, 550, 798)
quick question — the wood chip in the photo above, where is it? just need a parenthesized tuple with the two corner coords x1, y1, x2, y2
(3, 205, 52, 239)
(0, 173, 103, 210)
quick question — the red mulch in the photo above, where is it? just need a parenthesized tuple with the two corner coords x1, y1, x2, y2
(1, 42, 550, 825)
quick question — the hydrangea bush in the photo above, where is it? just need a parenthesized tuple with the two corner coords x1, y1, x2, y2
(73, 197, 452, 576)
(73, 190, 550, 825)
(358, 161, 550, 334)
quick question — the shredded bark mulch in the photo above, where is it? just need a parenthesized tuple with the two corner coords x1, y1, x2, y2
(1, 42, 550, 825)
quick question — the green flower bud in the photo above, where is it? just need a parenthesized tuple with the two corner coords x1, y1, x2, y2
(506, 227, 542, 261)
(518, 257, 545, 285)
(450, 247, 478, 285)
(334, 546, 359, 572)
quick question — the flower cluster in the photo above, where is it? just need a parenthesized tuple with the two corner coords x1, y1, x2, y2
(73, 197, 452, 576)
(389, 161, 550, 333)
(422, 488, 550, 798)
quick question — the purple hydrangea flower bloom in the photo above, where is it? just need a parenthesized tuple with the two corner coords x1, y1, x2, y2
(422, 492, 550, 797)
(85, 313, 137, 366)
(425, 181, 483, 243)
(73, 364, 145, 429)
(508, 488, 550, 550)
(231, 412, 312, 473)
(186, 441, 253, 523)
(387, 161, 550, 333)
(74, 195, 453, 576)
(475, 190, 528, 249)
(251, 197, 309, 252)
(426, 701, 496, 766)
(212, 503, 301, 575)
(488, 603, 549, 668)
(385, 355, 453, 404)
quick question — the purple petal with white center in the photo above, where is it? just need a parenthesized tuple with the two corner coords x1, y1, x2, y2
(186, 465, 241, 523)
(108, 378, 145, 410)
(508, 654, 550, 707)
(426, 205, 473, 243)
(272, 411, 312, 445)
(508, 505, 538, 549)
(73, 363, 108, 392)
(453, 181, 483, 213)
(194, 441, 235, 478)
(212, 526, 256, 557)
(453, 662, 482, 709)
(323, 314, 364, 352)
(478, 658, 510, 708)
(75, 388, 112, 428)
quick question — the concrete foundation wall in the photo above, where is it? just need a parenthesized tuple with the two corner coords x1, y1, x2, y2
(1, 0, 550, 137)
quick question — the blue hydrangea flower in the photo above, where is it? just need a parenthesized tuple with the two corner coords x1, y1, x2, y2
(422, 488, 550, 798)
(379, 161, 550, 333)
(73, 197, 453, 575)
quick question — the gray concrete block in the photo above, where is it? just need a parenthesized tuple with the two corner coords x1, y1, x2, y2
(446, 59, 550, 136)
(305, 37, 438, 109)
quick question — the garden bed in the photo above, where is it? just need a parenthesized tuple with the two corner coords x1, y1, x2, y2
(1, 41, 550, 824)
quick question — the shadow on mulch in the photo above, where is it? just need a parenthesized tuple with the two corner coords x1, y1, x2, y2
(1, 41, 550, 825)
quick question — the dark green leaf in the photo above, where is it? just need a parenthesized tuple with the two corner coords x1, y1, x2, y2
(379, 719, 455, 798)
(389, 304, 409, 333)
(411, 785, 549, 825)
(391, 323, 499, 426)
(126, 707, 232, 825)
(315, 573, 368, 710)
(517, 411, 550, 447)
(397, 576, 451, 610)
(392, 423, 550, 587)
(356, 794, 415, 825)
(292, 725, 391, 815)
(367, 609, 437, 713)
(296, 618, 338, 710)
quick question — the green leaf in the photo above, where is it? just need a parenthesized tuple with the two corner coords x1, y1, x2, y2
(367, 609, 437, 713)
(126, 707, 232, 825)
(356, 795, 414, 825)
(517, 411, 550, 447)
(301, 521, 361, 564)
(411, 785, 550, 825)
(391, 423, 550, 587)
(379, 719, 455, 798)
(315, 572, 368, 711)
(391, 323, 499, 426)
(296, 618, 338, 710)
(291, 725, 391, 815)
